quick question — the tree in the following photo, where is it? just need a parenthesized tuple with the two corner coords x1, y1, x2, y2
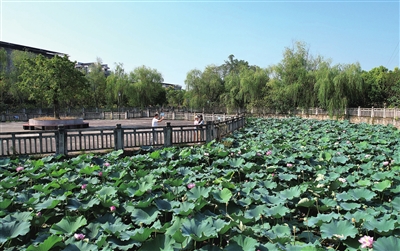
(85, 58, 108, 109)
(362, 66, 390, 107)
(19, 55, 88, 119)
(130, 66, 165, 107)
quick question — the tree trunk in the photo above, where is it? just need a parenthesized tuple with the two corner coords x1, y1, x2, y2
(53, 99, 60, 119)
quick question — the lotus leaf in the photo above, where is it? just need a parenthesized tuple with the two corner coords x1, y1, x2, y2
(363, 218, 396, 233)
(372, 179, 391, 192)
(49, 216, 87, 235)
(224, 234, 258, 251)
(186, 186, 211, 201)
(26, 235, 63, 251)
(181, 218, 217, 241)
(320, 220, 357, 239)
(108, 237, 141, 251)
(211, 188, 232, 204)
(0, 221, 31, 244)
(373, 236, 400, 251)
(130, 206, 160, 225)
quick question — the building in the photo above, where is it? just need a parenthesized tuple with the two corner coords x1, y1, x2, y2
(0, 41, 66, 72)
(75, 62, 111, 77)
(162, 83, 182, 90)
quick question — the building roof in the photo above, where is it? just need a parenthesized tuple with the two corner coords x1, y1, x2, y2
(0, 41, 66, 58)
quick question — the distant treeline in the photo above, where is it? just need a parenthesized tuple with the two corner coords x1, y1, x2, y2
(1, 41, 399, 117)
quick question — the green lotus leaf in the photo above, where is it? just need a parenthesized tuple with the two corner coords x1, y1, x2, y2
(79, 165, 100, 175)
(266, 204, 290, 218)
(1, 177, 21, 189)
(49, 216, 87, 235)
(108, 237, 141, 251)
(343, 210, 374, 223)
(335, 192, 352, 201)
(0, 199, 12, 210)
(357, 179, 371, 187)
(0, 158, 10, 167)
(0, 221, 31, 244)
(319, 151, 331, 162)
(2, 212, 32, 223)
(155, 199, 172, 211)
(26, 235, 63, 251)
(119, 228, 152, 242)
(278, 173, 297, 181)
(186, 186, 211, 201)
(339, 202, 361, 211)
(279, 186, 302, 199)
(130, 206, 159, 225)
(63, 242, 97, 251)
(224, 234, 258, 251)
(181, 218, 217, 241)
(165, 217, 187, 243)
(363, 218, 396, 233)
(297, 231, 320, 243)
(97, 186, 117, 198)
(305, 212, 340, 227)
(319, 198, 338, 211)
(390, 196, 400, 211)
(372, 180, 391, 192)
(331, 155, 348, 164)
(66, 198, 100, 211)
(371, 172, 392, 181)
(34, 198, 61, 211)
(237, 196, 253, 207)
(259, 194, 285, 205)
(373, 236, 400, 251)
(138, 234, 176, 251)
(172, 201, 195, 216)
(197, 245, 223, 251)
(320, 220, 358, 239)
(101, 219, 130, 235)
(212, 188, 232, 204)
(228, 158, 245, 168)
(259, 180, 277, 190)
(244, 205, 267, 220)
(297, 198, 315, 208)
(150, 150, 161, 159)
(212, 219, 233, 235)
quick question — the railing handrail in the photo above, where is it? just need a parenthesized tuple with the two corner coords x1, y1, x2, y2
(0, 115, 246, 157)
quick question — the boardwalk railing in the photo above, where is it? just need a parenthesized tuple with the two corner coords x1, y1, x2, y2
(0, 116, 246, 157)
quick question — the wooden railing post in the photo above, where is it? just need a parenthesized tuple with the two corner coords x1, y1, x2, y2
(114, 124, 124, 150)
(164, 122, 173, 147)
(206, 121, 213, 143)
(56, 125, 67, 156)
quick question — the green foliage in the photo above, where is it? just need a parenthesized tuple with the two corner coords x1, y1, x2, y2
(18, 55, 88, 118)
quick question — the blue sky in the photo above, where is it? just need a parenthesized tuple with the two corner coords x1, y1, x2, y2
(1, 0, 399, 89)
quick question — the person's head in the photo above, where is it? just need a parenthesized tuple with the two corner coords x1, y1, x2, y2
(199, 115, 203, 120)
(195, 115, 198, 120)
(154, 113, 159, 118)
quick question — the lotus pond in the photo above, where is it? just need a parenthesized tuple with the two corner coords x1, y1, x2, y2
(2, 117, 400, 251)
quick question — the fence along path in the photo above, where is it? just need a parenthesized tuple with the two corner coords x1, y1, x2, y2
(0, 116, 246, 157)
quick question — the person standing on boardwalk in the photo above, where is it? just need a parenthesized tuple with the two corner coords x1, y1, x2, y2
(198, 114, 204, 141)
(193, 115, 199, 142)
(151, 113, 164, 145)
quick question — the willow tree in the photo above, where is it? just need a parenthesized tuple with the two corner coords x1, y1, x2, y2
(315, 62, 364, 116)
(18, 55, 88, 119)
(129, 65, 164, 107)
(105, 63, 129, 108)
(85, 58, 108, 109)
(271, 41, 320, 112)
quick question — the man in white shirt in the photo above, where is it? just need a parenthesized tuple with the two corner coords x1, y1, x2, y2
(151, 113, 164, 144)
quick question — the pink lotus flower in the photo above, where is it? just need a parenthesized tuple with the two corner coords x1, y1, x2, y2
(81, 184, 87, 189)
(110, 205, 116, 212)
(358, 235, 374, 248)
(271, 173, 275, 177)
(338, 178, 346, 183)
(74, 233, 85, 240)
(104, 162, 110, 167)
(383, 161, 389, 166)
(36, 212, 42, 217)
(187, 183, 196, 189)
(98, 171, 103, 177)
(287, 163, 293, 167)
(266, 150, 272, 156)
(16, 166, 24, 172)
